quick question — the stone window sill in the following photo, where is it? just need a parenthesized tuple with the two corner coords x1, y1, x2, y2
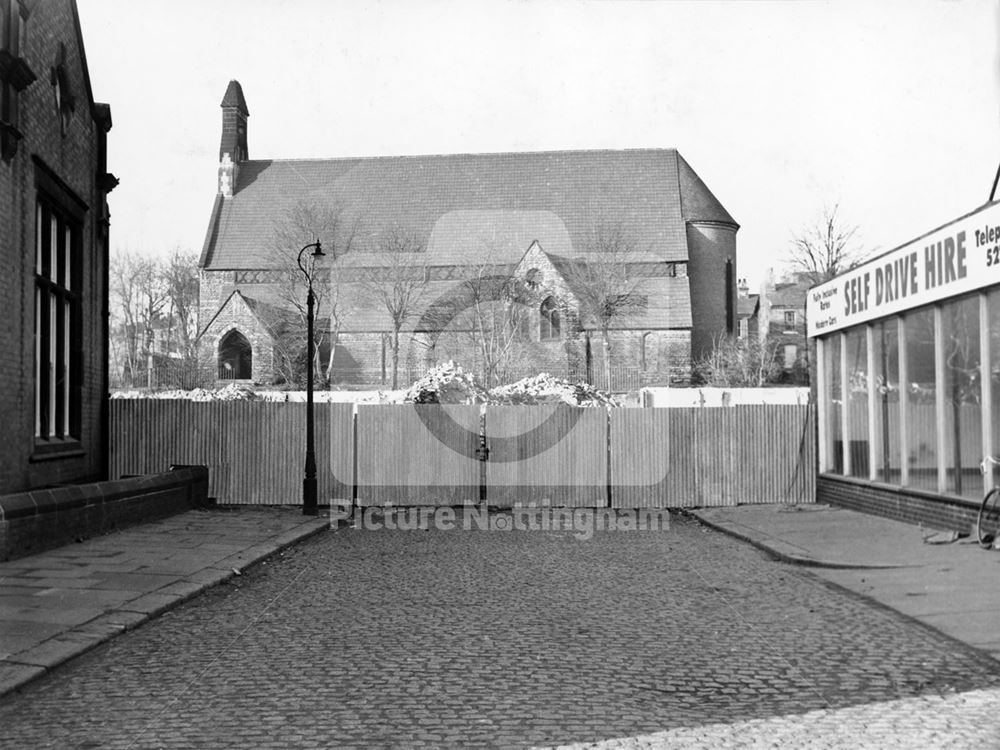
(31, 438, 85, 462)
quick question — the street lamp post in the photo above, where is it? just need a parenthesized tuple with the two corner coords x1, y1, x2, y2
(297, 239, 325, 515)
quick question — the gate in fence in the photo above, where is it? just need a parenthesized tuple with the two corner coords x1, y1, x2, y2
(110, 401, 814, 508)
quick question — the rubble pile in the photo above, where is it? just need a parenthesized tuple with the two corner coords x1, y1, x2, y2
(110, 383, 259, 401)
(488, 373, 619, 407)
(403, 365, 618, 407)
(404, 362, 488, 405)
(109, 366, 618, 407)
(211, 383, 259, 401)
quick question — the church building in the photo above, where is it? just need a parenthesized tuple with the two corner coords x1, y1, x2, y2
(197, 81, 738, 389)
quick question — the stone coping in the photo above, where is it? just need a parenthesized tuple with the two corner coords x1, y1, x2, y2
(0, 466, 210, 561)
(0, 466, 209, 522)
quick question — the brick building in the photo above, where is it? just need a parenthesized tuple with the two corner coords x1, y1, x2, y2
(197, 81, 738, 389)
(0, 0, 114, 492)
(759, 269, 810, 381)
(736, 277, 760, 342)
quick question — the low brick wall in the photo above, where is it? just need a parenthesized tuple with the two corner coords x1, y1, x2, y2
(0, 465, 210, 561)
(817, 475, 980, 533)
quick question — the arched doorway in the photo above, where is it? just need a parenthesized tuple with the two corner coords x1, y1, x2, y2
(219, 330, 252, 380)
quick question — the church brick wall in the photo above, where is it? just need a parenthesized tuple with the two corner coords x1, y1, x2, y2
(687, 222, 738, 363)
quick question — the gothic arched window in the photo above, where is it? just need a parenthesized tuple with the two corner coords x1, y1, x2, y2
(540, 297, 560, 341)
(219, 330, 252, 380)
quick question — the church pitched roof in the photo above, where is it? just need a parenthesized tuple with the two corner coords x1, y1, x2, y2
(199, 149, 736, 271)
(676, 154, 738, 226)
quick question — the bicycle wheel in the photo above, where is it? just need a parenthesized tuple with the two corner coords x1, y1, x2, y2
(977, 488, 1000, 549)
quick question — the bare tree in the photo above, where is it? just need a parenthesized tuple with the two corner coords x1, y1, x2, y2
(321, 276, 354, 383)
(417, 249, 531, 388)
(269, 200, 360, 385)
(109, 250, 142, 382)
(693, 333, 781, 387)
(109, 250, 168, 384)
(460, 265, 531, 388)
(361, 227, 428, 388)
(561, 221, 645, 387)
(787, 204, 870, 284)
(162, 248, 199, 360)
(254, 304, 304, 387)
(134, 257, 168, 358)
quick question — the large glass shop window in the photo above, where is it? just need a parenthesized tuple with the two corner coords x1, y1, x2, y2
(872, 320, 901, 484)
(990, 289, 1000, 488)
(819, 291, 1000, 500)
(902, 307, 937, 492)
(824, 334, 843, 474)
(844, 327, 870, 479)
(942, 294, 982, 499)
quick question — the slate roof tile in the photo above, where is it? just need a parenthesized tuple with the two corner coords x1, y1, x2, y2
(202, 149, 726, 271)
(201, 148, 730, 333)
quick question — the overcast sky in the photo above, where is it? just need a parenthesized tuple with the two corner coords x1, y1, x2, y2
(77, 0, 1000, 288)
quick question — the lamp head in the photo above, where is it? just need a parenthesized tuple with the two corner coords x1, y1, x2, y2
(311, 240, 325, 258)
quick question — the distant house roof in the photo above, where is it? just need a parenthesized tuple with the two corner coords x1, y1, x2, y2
(737, 294, 759, 319)
(200, 149, 738, 271)
(768, 281, 810, 308)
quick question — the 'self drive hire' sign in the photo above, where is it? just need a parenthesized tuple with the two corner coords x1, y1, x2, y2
(806, 201, 1000, 338)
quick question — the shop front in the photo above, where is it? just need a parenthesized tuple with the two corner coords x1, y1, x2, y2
(807, 202, 1000, 530)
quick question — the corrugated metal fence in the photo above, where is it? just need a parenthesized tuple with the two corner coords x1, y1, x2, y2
(110, 401, 815, 507)
(109, 400, 354, 505)
(356, 405, 481, 506)
(609, 405, 814, 507)
(485, 406, 608, 508)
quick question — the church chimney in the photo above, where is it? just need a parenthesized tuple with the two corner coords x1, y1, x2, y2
(218, 80, 249, 197)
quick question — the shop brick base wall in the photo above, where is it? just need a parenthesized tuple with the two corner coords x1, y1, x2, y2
(0, 466, 210, 561)
(817, 476, 980, 534)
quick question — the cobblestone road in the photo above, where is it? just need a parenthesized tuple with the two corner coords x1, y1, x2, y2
(1, 512, 999, 748)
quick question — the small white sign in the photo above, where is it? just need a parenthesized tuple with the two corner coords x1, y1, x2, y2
(806, 201, 1000, 337)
